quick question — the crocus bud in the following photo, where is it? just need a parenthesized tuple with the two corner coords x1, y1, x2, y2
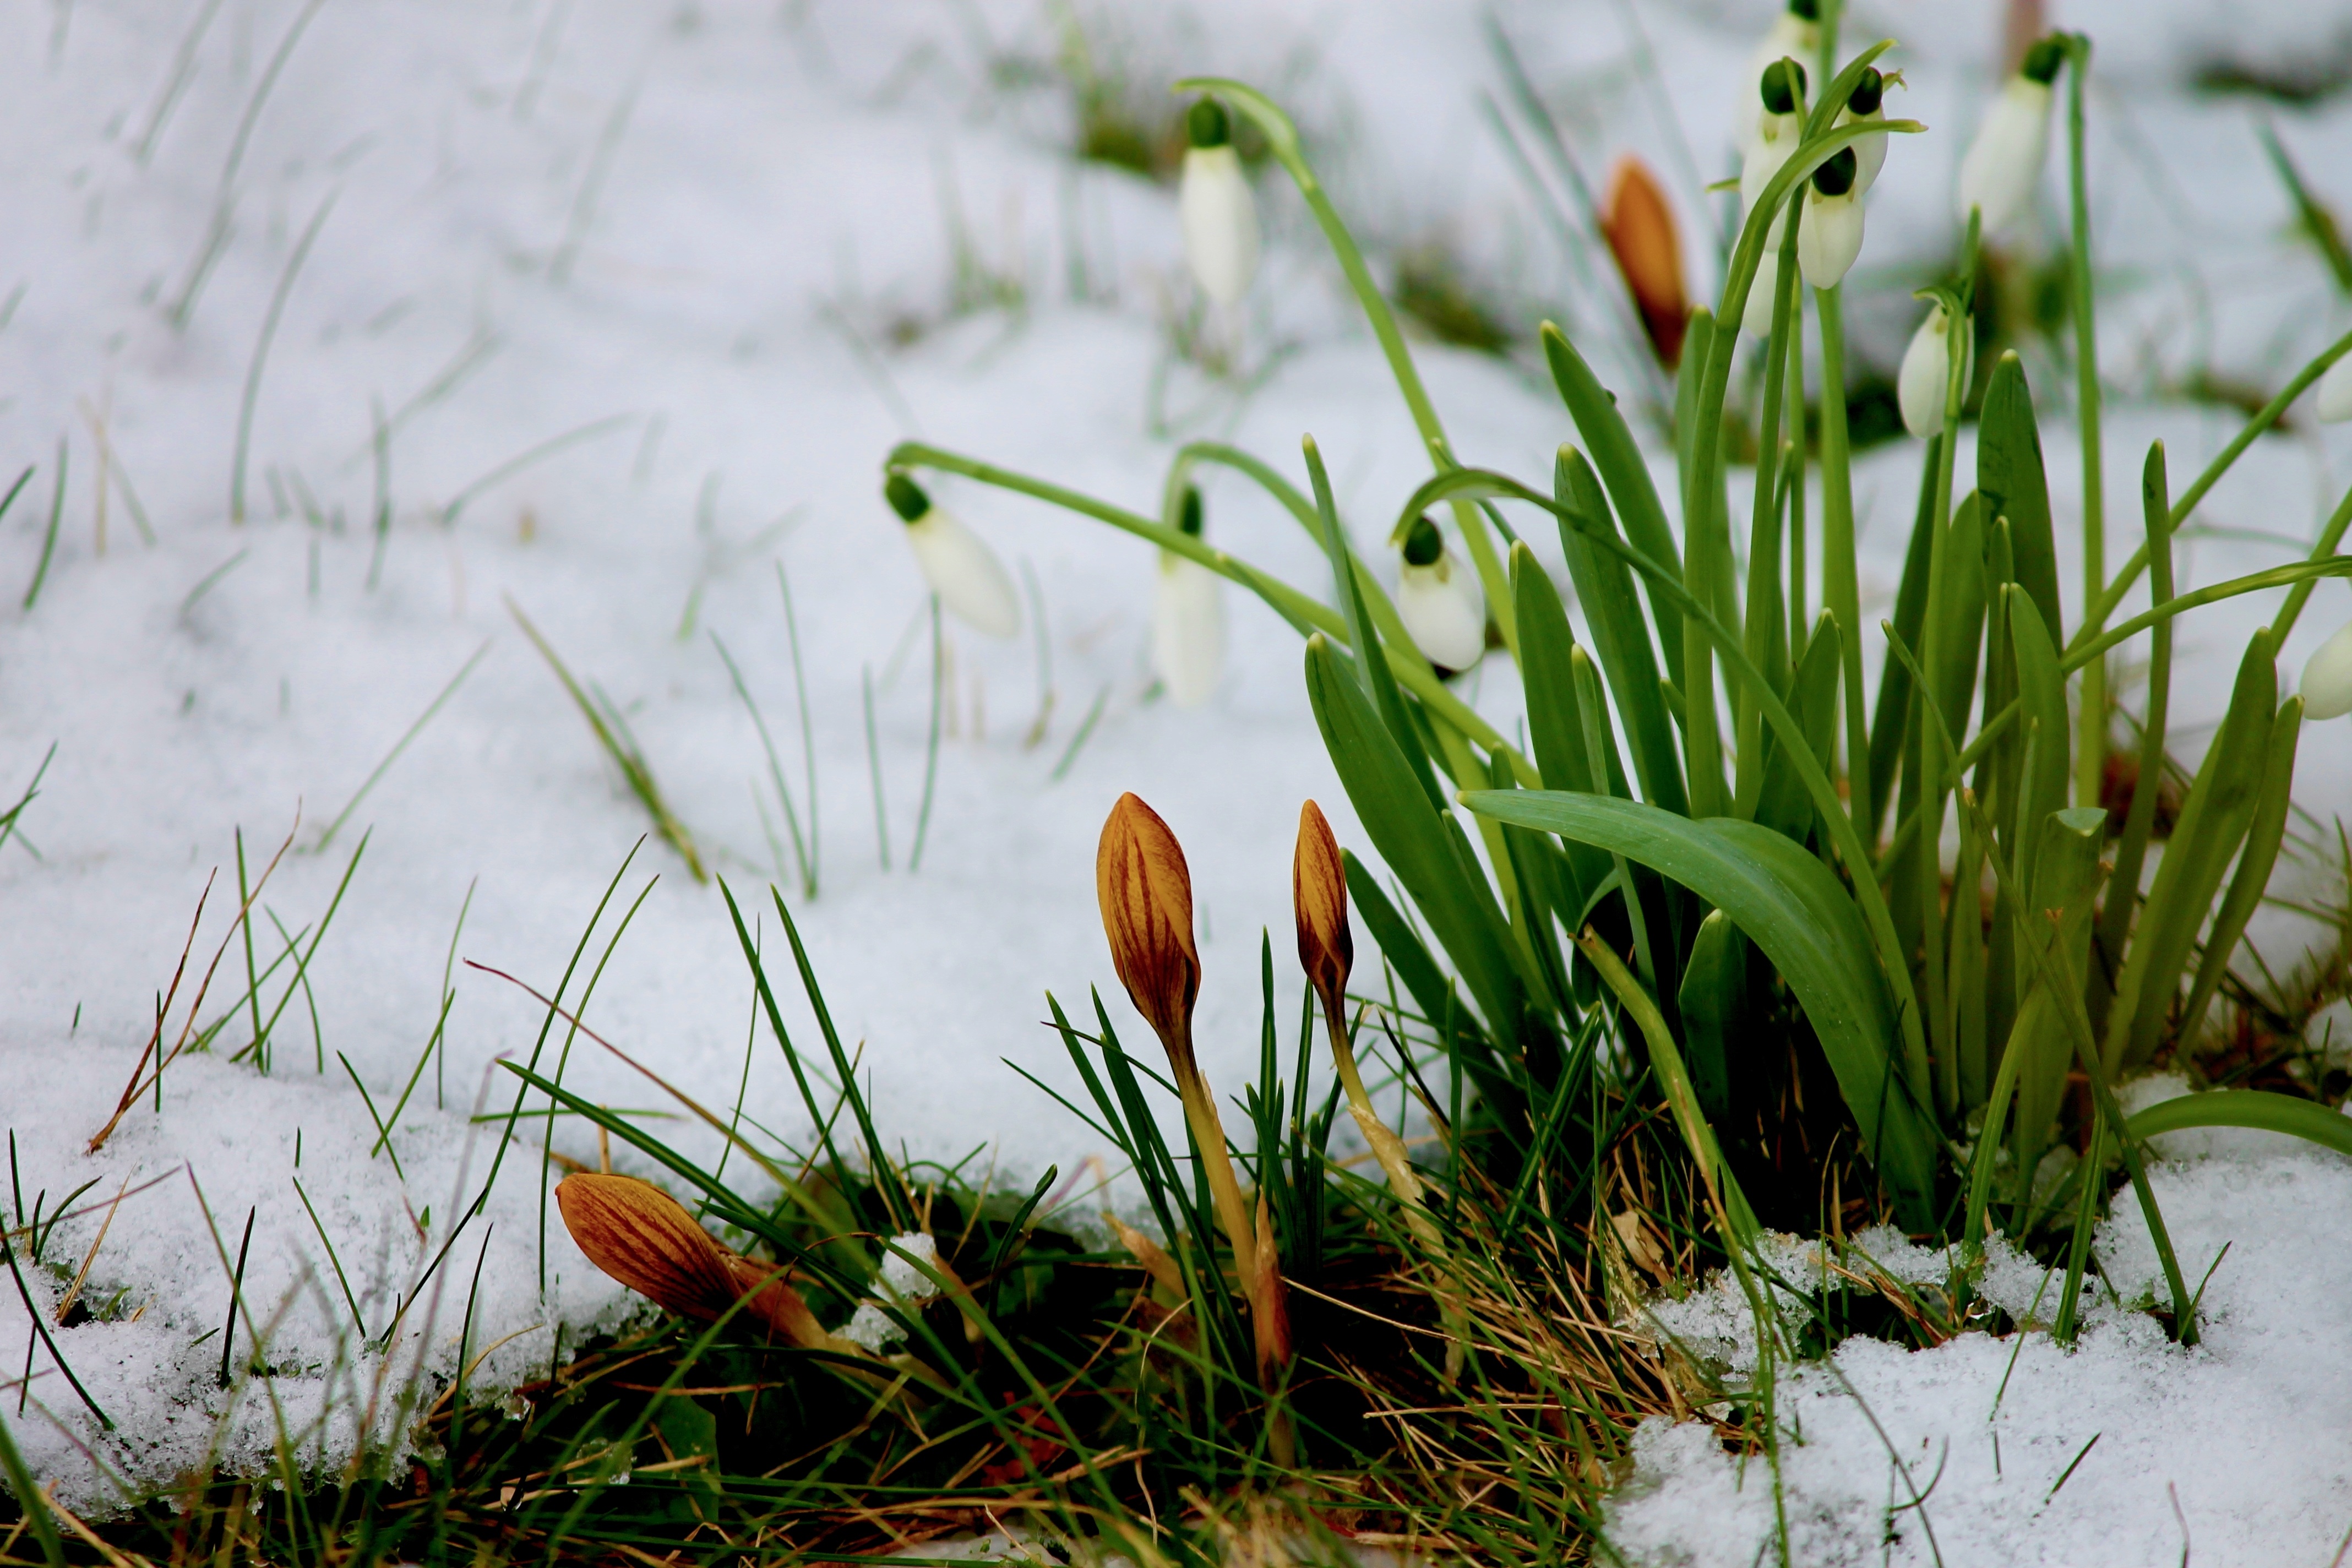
(1738, 0, 1821, 153)
(1838, 67, 1890, 197)
(2301, 620, 2352, 720)
(1957, 37, 2064, 235)
(1898, 302, 1971, 439)
(1096, 792, 1202, 1065)
(885, 473, 1020, 639)
(1396, 515, 1487, 672)
(1797, 148, 1865, 290)
(1153, 487, 1224, 708)
(1292, 800, 1352, 1028)
(2317, 356, 2352, 424)
(1179, 99, 1260, 307)
(557, 1173, 826, 1347)
(1601, 154, 1688, 368)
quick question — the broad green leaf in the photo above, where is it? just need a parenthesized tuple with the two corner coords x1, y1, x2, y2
(2104, 629, 2277, 1075)
(1555, 448, 1688, 815)
(1754, 611, 1841, 841)
(1977, 353, 2063, 645)
(1462, 788, 1938, 1227)
(1512, 542, 1611, 907)
(2007, 807, 2109, 1196)
(1677, 908, 1743, 1124)
(2180, 696, 2302, 1041)
(1868, 432, 1944, 837)
(2125, 1087, 2352, 1161)
(1934, 492, 1988, 752)
(1341, 850, 1488, 1055)
(2006, 587, 2070, 867)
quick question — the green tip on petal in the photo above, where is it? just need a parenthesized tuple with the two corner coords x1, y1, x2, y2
(2021, 36, 2066, 85)
(1788, 0, 1819, 16)
(1760, 58, 1806, 116)
(1177, 486, 1204, 537)
(1811, 146, 1858, 197)
(884, 472, 930, 523)
(1848, 67, 1884, 117)
(1402, 515, 1444, 567)
(1187, 98, 1231, 149)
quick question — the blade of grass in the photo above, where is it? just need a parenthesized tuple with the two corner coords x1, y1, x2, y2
(910, 597, 943, 872)
(20, 443, 64, 611)
(229, 192, 336, 525)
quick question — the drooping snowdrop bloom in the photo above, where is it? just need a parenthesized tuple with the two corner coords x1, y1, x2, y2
(1395, 515, 1487, 672)
(2302, 620, 2352, 720)
(2317, 355, 2352, 423)
(1837, 66, 1890, 197)
(1957, 36, 2065, 236)
(1738, 0, 1820, 153)
(1740, 59, 1807, 336)
(885, 473, 1021, 639)
(1179, 98, 1260, 307)
(1153, 487, 1225, 707)
(1797, 148, 1865, 290)
(1897, 302, 1972, 439)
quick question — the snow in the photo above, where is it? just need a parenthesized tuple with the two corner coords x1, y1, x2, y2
(0, 0, 2348, 1548)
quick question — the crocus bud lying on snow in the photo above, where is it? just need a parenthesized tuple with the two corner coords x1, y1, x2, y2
(556, 1172, 827, 1348)
(1179, 98, 1260, 307)
(1740, 59, 1807, 335)
(1153, 487, 1225, 707)
(2316, 355, 2352, 424)
(1898, 302, 1972, 439)
(885, 472, 1020, 639)
(1797, 148, 1865, 290)
(2301, 621, 2352, 720)
(1395, 514, 1488, 672)
(1601, 154, 1688, 368)
(1958, 36, 2065, 236)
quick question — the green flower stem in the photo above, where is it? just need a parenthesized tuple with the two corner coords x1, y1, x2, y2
(1180, 76, 1518, 660)
(2274, 477, 2352, 644)
(1734, 211, 1807, 815)
(1816, 285, 1871, 842)
(885, 441, 1541, 788)
(2066, 34, 2107, 814)
(2076, 326, 2352, 645)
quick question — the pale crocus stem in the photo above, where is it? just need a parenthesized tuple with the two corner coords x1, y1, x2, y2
(1797, 149, 1865, 290)
(2301, 620, 2352, 720)
(885, 473, 1020, 638)
(2317, 356, 2352, 424)
(1957, 37, 2064, 235)
(1179, 99, 1259, 307)
(1898, 302, 1970, 439)
(1395, 515, 1487, 671)
(1152, 487, 1224, 706)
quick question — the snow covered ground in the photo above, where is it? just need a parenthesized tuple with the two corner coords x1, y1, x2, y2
(2, 0, 2350, 1555)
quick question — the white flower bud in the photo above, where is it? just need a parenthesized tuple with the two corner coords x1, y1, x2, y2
(1836, 67, 1890, 197)
(1738, 6, 1820, 153)
(885, 474, 1020, 639)
(1796, 149, 1865, 290)
(1898, 303, 1970, 440)
(1957, 41, 2063, 235)
(1179, 100, 1259, 307)
(1153, 489, 1224, 707)
(1395, 516, 1486, 672)
(2317, 355, 2352, 423)
(2302, 620, 2352, 720)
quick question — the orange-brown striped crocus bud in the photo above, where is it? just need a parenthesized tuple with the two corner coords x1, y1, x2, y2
(1293, 801, 1353, 1032)
(559, 1173, 828, 1348)
(1097, 792, 1202, 1066)
(1600, 154, 1687, 369)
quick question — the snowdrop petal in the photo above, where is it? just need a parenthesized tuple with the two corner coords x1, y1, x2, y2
(1797, 191, 1864, 290)
(1898, 304, 1968, 440)
(1738, 11, 1819, 152)
(1397, 554, 1487, 672)
(1743, 249, 1784, 338)
(2317, 355, 2352, 424)
(1153, 554, 1225, 707)
(2301, 620, 2352, 720)
(902, 506, 1021, 638)
(1180, 145, 1260, 307)
(1957, 76, 2054, 235)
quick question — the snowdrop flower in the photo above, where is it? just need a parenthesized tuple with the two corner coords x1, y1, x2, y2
(1395, 515, 1487, 672)
(1738, 0, 1820, 153)
(885, 473, 1021, 639)
(1796, 148, 1865, 290)
(1179, 98, 1260, 307)
(1837, 67, 1890, 197)
(2302, 621, 2352, 720)
(1740, 60, 1806, 336)
(1957, 37, 2065, 236)
(2317, 355, 2352, 423)
(1897, 302, 1972, 439)
(1153, 487, 1225, 707)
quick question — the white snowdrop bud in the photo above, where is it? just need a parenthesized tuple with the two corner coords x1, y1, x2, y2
(1738, 60, 1808, 336)
(1898, 302, 1971, 439)
(1797, 148, 1865, 290)
(886, 473, 1020, 639)
(1738, 0, 1820, 153)
(1153, 488, 1225, 707)
(1837, 67, 1890, 197)
(1743, 249, 1784, 339)
(1395, 515, 1487, 672)
(1179, 100, 1260, 307)
(2316, 355, 2352, 423)
(2301, 620, 2352, 720)
(1957, 38, 2063, 235)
